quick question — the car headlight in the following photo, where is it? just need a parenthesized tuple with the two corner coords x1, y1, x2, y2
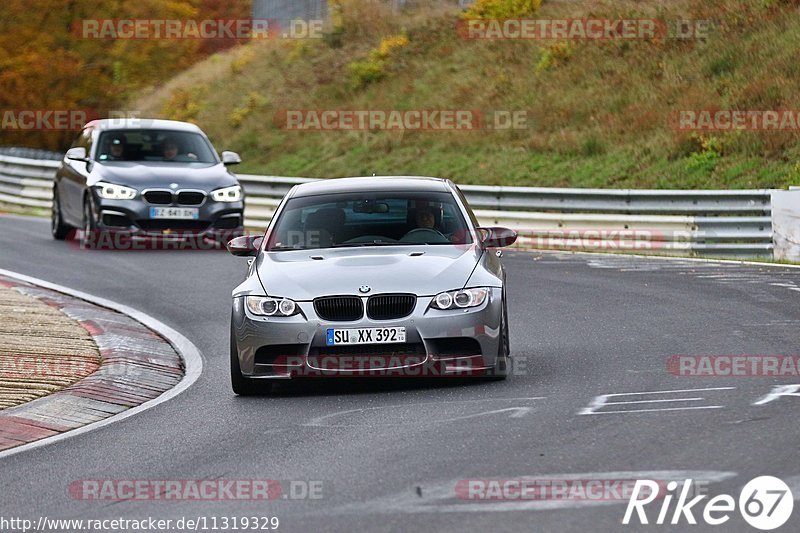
(430, 288, 489, 310)
(95, 181, 137, 200)
(245, 296, 299, 317)
(212, 185, 242, 202)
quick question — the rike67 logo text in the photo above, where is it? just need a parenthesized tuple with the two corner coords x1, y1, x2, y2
(624, 476, 793, 530)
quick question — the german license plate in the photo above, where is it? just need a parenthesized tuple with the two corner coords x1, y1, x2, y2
(326, 327, 406, 346)
(149, 207, 199, 219)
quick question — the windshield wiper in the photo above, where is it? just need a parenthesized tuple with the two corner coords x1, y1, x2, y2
(333, 240, 403, 248)
(269, 245, 307, 251)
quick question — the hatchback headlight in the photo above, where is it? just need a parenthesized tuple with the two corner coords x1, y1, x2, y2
(431, 288, 489, 310)
(212, 185, 242, 202)
(95, 181, 137, 200)
(246, 296, 299, 317)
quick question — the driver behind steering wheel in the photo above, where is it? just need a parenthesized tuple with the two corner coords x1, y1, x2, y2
(414, 207, 436, 230)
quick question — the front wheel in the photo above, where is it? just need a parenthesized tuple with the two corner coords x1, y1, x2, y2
(486, 296, 510, 381)
(51, 189, 70, 240)
(81, 199, 97, 249)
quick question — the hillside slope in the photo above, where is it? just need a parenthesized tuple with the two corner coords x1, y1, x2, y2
(132, 0, 800, 188)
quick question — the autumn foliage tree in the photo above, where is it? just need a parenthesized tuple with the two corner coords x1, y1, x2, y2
(0, 0, 251, 150)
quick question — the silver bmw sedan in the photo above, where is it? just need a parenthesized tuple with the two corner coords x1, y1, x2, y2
(227, 177, 517, 395)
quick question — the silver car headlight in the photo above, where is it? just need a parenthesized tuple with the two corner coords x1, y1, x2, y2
(212, 185, 242, 202)
(246, 296, 299, 316)
(95, 181, 137, 200)
(431, 288, 489, 310)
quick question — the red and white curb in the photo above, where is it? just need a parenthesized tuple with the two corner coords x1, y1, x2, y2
(0, 269, 203, 458)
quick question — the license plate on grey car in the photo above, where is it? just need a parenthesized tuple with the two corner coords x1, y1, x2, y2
(149, 207, 199, 219)
(326, 327, 406, 346)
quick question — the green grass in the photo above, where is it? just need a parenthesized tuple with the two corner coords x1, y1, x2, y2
(130, 0, 800, 188)
(0, 203, 49, 218)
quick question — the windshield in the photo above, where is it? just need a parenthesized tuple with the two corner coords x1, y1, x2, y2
(266, 191, 473, 250)
(96, 130, 218, 164)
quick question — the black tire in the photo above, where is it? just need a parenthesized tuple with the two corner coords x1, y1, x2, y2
(81, 198, 115, 250)
(486, 291, 510, 381)
(230, 328, 266, 396)
(51, 188, 70, 240)
(81, 198, 97, 249)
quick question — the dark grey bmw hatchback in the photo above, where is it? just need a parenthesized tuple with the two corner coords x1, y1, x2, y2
(52, 118, 244, 247)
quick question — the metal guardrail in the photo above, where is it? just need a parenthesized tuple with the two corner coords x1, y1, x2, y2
(0, 147, 63, 161)
(0, 154, 776, 258)
(0, 155, 59, 209)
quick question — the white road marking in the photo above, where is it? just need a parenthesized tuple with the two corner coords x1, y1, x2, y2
(605, 398, 705, 405)
(579, 387, 735, 415)
(585, 406, 725, 415)
(304, 397, 545, 427)
(752, 384, 800, 406)
(446, 407, 533, 421)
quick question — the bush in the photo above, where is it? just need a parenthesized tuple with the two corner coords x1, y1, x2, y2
(347, 34, 409, 88)
(229, 92, 269, 128)
(348, 59, 387, 88)
(463, 0, 542, 19)
(535, 41, 574, 73)
(162, 87, 207, 123)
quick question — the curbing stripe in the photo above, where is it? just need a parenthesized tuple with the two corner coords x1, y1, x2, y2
(0, 268, 203, 459)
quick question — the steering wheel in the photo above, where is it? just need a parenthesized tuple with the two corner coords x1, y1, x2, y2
(401, 228, 449, 243)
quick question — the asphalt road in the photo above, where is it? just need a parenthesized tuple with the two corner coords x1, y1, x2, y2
(1, 214, 799, 532)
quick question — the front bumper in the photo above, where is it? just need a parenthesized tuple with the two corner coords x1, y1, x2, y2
(90, 192, 244, 239)
(231, 289, 503, 379)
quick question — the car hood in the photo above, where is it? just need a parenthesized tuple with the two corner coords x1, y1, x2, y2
(90, 162, 238, 189)
(255, 245, 484, 300)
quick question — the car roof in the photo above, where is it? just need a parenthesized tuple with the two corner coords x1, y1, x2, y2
(290, 176, 451, 198)
(84, 118, 204, 134)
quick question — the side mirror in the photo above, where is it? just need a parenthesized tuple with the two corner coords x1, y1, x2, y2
(227, 234, 262, 257)
(479, 227, 517, 248)
(66, 147, 89, 162)
(221, 151, 242, 166)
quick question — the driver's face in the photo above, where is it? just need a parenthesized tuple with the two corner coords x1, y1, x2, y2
(163, 144, 178, 159)
(110, 144, 123, 157)
(416, 210, 435, 229)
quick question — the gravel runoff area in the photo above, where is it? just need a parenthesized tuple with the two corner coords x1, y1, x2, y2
(0, 274, 184, 451)
(0, 282, 100, 409)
